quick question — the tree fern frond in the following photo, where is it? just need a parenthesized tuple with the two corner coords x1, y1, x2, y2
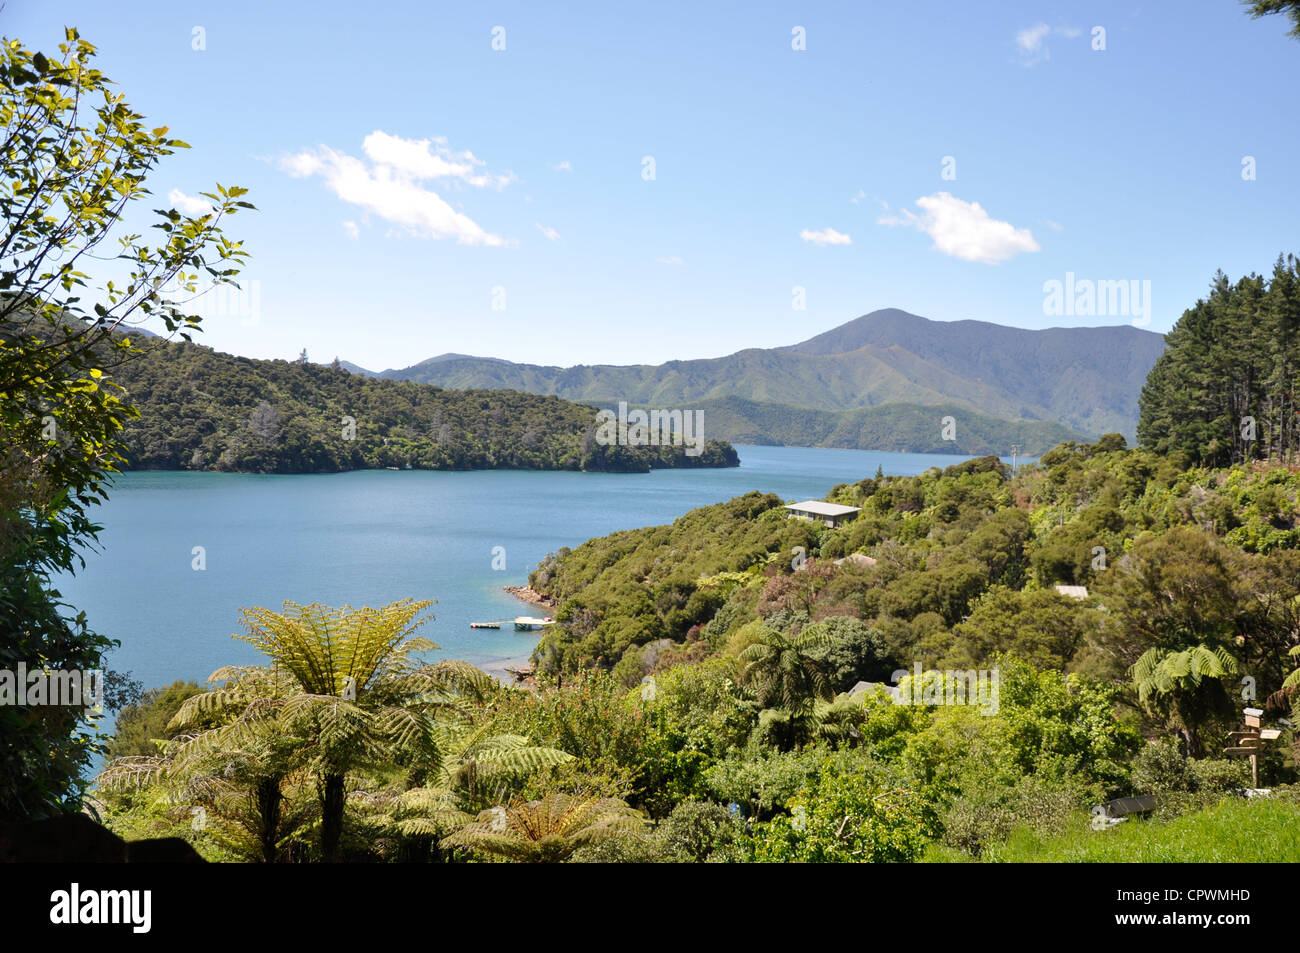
(96, 756, 168, 791)
(462, 735, 574, 775)
(397, 817, 464, 837)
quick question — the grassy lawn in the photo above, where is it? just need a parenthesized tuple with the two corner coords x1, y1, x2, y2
(924, 798, 1300, 863)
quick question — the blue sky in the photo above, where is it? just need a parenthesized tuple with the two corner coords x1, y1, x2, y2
(7, 1, 1299, 370)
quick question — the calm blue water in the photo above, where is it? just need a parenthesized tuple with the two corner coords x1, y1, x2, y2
(56, 446, 997, 691)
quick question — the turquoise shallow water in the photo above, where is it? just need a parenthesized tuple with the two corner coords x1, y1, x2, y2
(55, 446, 1000, 690)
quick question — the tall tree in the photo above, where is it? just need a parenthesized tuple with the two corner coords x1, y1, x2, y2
(1245, 0, 1300, 39)
(100, 600, 501, 861)
(1130, 645, 1238, 757)
(1, 29, 252, 819)
(227, 599, 491, 861)
(99, 667, 315, 863)
(1139, 259, 1300, 466)
(1096, 527, 1244, 754)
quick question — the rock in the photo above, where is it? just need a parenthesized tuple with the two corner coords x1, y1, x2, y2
(0, 813, 206, 863)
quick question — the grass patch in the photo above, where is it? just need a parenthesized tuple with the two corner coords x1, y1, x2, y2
(923, 797, 1300, 863)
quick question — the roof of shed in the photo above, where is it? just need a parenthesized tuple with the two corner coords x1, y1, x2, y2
(784, 500, 861, 517)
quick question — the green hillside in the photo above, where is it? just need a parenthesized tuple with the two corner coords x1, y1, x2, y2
(374, 309, 1165, 446)
(683, 395, 1084, 455)
(105, 336, 739, 474)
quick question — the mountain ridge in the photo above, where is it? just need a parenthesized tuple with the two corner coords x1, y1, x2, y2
(358, 309, 1165, 446)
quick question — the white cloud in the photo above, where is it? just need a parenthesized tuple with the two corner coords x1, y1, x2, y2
(1017, 22, 1051, 55)
(1016, 23, 1083, 64)
(279, 153, 323, 178)
(361, 130, 515, 189)
(850, 189, 867, 205)
(536, 223, 562, 242)
(800, 227, 852, 247)
(656, 256, 684, 265)
(342, 221, 360, 240)
(168, 188, 213, 216)
(554, 160, 573, 172)
(280, 132, 512, 246)
(878, 192, 1040, 264)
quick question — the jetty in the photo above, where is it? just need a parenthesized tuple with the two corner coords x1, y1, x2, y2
(469, 616, 556, 631)
(512, 616, 555, 631)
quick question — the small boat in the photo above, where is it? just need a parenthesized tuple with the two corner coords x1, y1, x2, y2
(470, 621, 501, 629)
(512, 616, 555, 632)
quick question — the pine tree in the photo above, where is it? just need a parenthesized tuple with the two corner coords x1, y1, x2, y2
(1138, 257, 1300, 466)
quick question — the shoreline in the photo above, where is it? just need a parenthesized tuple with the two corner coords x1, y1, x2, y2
(480, 654, 537, 687)
(504, 584, 556, 609)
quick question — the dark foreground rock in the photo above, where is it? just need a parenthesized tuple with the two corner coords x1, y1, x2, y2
(0, 813, 205, 863)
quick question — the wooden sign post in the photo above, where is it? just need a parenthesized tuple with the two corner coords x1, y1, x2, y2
(1223, 708, 1267, 788)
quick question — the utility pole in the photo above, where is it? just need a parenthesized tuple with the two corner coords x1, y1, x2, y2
(1011, 444, 1020, 476)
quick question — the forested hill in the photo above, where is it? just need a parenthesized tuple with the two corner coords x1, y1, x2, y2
(681, 395, 1082, 455)
(371, 309, 1165, 444)
(104, 337, 739, 474)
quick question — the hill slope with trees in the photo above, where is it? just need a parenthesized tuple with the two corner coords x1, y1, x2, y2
(96, 437, 1300, 863)
(373, 309, 1165, 445)
(105, 336, 739, 474)
(685, 395, 1083, 455)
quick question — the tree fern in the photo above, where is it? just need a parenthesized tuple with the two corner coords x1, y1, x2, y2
(440, 794, 643, 863)
(1280, 645, 1300, 720)
(739, 625, 834, 713)
(1129, 643, 1238, 755)
(1130, 644, 1238, 703)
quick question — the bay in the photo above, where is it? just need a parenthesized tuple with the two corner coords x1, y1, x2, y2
(56, 446, 1007, 691)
